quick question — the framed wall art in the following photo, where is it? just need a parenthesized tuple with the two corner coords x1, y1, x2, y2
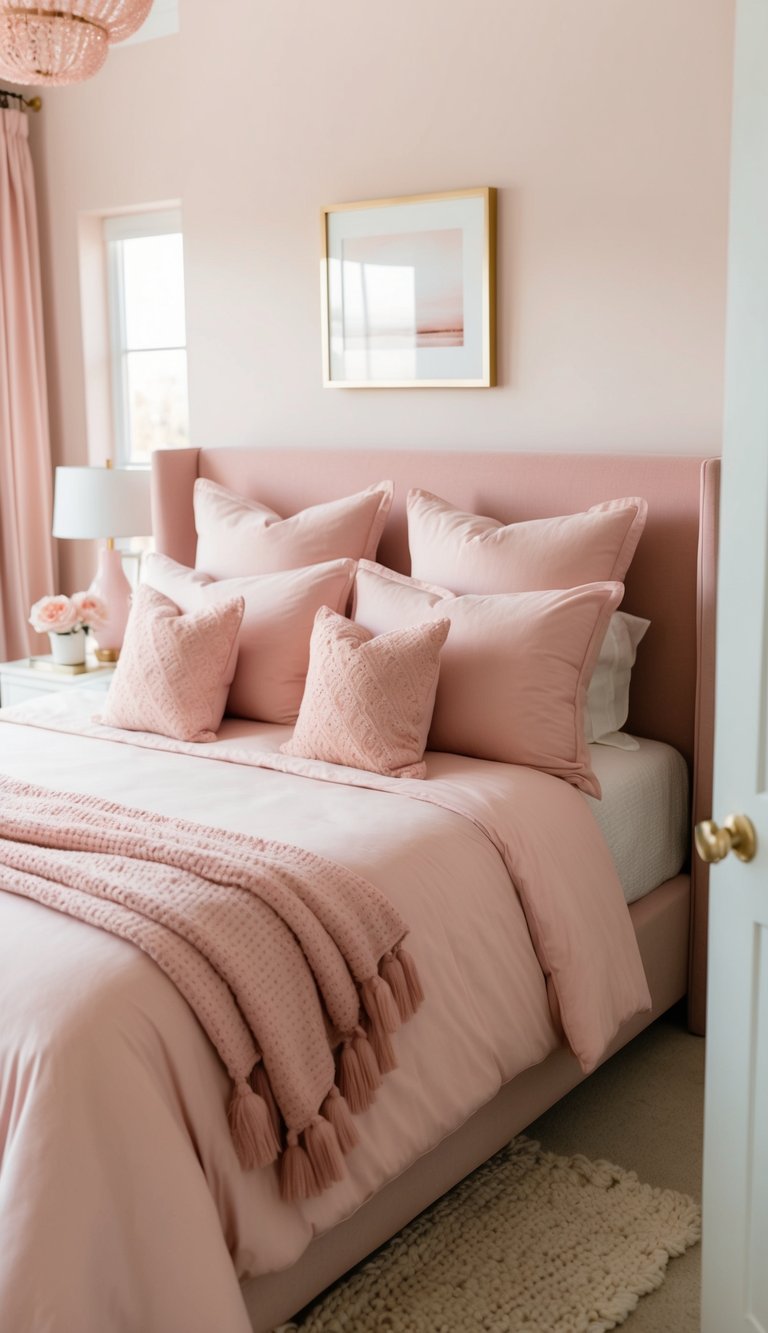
(321, 187, 496, 388)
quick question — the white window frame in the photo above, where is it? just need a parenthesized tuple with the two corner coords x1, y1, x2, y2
(104, 208, 187, 467)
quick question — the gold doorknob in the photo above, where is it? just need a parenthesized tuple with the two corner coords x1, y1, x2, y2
(694, 813, 757, 864)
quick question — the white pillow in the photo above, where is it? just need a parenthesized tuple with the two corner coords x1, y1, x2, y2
(585, 611, 650, 748)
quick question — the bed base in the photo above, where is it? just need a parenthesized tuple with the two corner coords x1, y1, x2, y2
(242, 874, 690, 1332)
(149, 445, 716, 1331)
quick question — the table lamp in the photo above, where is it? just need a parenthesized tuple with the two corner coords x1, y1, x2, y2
(52, 462, 152, 661)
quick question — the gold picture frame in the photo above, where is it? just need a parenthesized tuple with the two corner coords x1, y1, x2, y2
(321, 187, 496, 388)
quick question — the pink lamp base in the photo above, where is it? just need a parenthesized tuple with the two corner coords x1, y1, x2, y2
(89, 545, 132, 657)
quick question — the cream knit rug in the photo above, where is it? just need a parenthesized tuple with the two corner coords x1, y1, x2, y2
(278, 1136, 701, 1333)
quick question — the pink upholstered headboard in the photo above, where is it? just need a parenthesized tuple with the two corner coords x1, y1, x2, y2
(151, 446, 719, 1031)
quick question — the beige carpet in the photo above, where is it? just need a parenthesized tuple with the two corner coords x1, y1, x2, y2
(280, 1009, 704, 1333)
(528, 1007, 705, 1332)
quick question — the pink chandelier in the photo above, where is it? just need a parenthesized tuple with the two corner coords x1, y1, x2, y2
(0, 1, 153, 86)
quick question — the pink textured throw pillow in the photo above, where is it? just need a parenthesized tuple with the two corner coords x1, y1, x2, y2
(98, 584, 245, 743)
(281, 606, 450, 779)
(351, 560, 455, 636)
(407, 489, 647, 594)
(427, 583, 624, 797)
(145, 553, 356, 724)
(194, 478, 393, 579)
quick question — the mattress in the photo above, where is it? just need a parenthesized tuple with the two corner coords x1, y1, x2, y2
(586, 738, 689, 904)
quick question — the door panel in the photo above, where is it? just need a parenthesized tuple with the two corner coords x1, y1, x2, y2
(748, 923, 768, 1330)
(701, 0, 768, 1329)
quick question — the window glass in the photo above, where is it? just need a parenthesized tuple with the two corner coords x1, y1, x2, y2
(105, 211, 189, 467)
(124, 348, 189, 463)
(122, 234, 187, 349)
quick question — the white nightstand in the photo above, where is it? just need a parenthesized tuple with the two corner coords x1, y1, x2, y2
(0, 657, 116, 708)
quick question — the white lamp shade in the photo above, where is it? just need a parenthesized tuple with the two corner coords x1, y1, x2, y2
(52, 466, 152, 540)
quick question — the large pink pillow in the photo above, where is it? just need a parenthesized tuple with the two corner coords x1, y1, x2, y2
(281, 606, 450, 779)
(407, 489, 647, 594)
(98, 583, 245, 742)
(194, 478, 393, 578)
(426, 583, 624, 797)
(351, 560, 454, 636)
(144, 553, 356, 724)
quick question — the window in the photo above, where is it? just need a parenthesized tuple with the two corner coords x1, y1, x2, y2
(104, 210, 189, 467)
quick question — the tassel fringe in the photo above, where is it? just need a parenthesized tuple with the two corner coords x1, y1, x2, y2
(361, 974, 401, 1035)
(321, 1087, 360, 1154)
(396, 945, 425, 1010)
(354, 1026, 382, 1094)
(233, 944, 424, 1201)
(280, 1130, 319, 1201)
(367, 1016, 397, 1074)
(250, 1061, 283, 1146)
(380, 952, 414, 1021)
(228, 1080, 280, 1170)
(304, 1116, 346, 1189)
(339, 1036, 372, 1113)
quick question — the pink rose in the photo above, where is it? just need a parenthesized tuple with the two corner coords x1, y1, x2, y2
(71, 591, 108, 631)
(28, 594, 79, 635)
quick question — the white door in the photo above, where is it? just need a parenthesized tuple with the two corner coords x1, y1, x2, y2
(700, 1, 768, 1328)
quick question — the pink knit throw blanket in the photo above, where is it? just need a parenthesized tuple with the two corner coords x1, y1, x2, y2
(0, 776, 424, 1201)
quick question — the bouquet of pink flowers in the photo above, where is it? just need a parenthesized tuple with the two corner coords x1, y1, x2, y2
(29, 592, 108, 637)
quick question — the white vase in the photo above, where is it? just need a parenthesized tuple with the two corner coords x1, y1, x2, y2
(49, 628, 86, 666)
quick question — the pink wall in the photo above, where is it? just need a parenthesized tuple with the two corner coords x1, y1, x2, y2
(27, 0, 734, 589)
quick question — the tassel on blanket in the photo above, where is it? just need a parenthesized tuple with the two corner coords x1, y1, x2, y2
(380, 950, 414, 1021)
(228, 1081, 280, 1170)
(361, 974, 401, 1035)
(321, 1086, 360, 1154)
(366, 1016, 397, 1074)
(338, 1042, 369, 1115)
(304, 1115, 346, 1190)
(339, 1027, 382, 1113)
(250, 1061, 284, 1146)
(396, 944, 424, 1010)
(354, 1026, 382, 1094)
(280, 1129, 319, 1201)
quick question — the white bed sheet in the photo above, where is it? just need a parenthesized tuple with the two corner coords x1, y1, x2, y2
(586, 738, 689, 903)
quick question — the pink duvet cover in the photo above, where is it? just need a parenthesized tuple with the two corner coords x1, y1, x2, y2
(0, 694, 650, 1333)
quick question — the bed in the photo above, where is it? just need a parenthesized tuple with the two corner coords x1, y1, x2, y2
(0, 447, 718, 1333)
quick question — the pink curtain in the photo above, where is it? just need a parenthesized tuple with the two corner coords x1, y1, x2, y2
(0, 106, 55, 662)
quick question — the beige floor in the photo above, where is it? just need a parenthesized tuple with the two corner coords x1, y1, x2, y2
(528, 1004, 705, 1332)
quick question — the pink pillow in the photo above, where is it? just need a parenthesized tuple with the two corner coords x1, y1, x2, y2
(351, 560, 455, 636)
(407, 489, 647, 594)
(194, 478, 393, 578)
(144, 553, 356, 724)
(426, 583, 624, 797)
(281, 606, 450, 779)
(98, 584, 245, 743)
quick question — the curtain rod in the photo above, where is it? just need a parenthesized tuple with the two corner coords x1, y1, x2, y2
(0, 88, 43, 112)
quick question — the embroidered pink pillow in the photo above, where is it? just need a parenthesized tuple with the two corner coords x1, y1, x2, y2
(194, 478, 393, 579)
(98, 584, 245, 743)
(407, 489, 647, 594)
(427, 583, 624, 797)
(144, 553, 355, 724)
(351, 560, 455, 636)
(281, 606, 450, 779)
